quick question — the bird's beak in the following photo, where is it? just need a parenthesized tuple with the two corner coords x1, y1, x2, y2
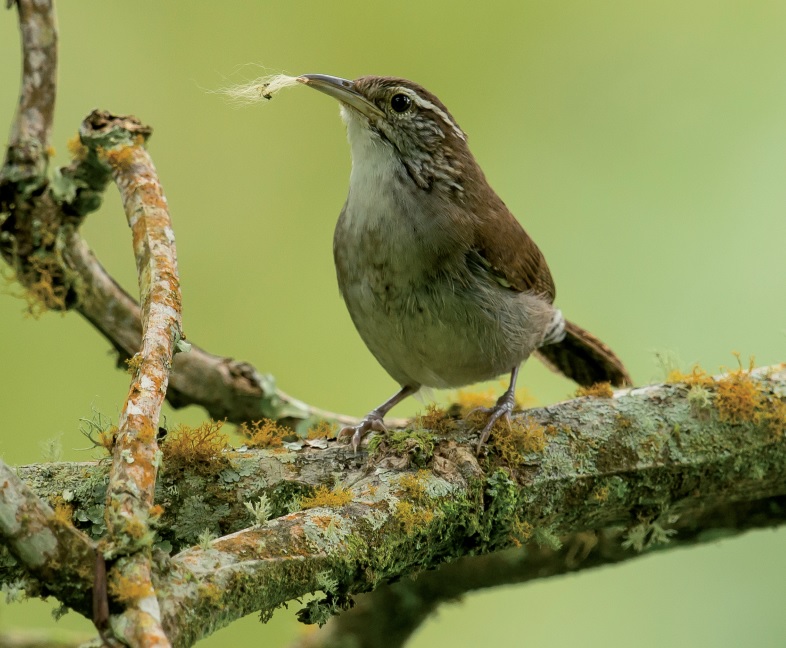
(297, 74, 385, 120)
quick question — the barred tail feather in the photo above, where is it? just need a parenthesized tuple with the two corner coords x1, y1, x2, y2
(534, 320, 631, 387)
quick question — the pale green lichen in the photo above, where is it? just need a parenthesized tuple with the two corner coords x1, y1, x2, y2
(243, 495, 272, 526)
(532, 525, 562, 551)
(197, 528, 217, 550)
(315, 571, 339, 594)
(303, 513, 350, 552)
(622, 514, 679, 552)
(39, 435, 62, 462)
(2, 578, 28, 603)
(687, 384, 714, 411)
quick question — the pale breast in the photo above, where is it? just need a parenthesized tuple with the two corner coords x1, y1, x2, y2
(335, 207, 554, 388)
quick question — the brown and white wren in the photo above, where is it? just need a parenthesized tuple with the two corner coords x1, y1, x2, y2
(296, 74, 630, 453)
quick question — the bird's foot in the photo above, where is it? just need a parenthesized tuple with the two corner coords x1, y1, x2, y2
(471, 390, 517, 455)
(338, 411, 387, 453)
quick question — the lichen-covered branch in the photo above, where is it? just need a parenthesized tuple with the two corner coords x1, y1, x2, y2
(74, 113, 181, 647)
(3, 366, 785, 646)
(0, 461, 96, 612)
(291, 494, 786, 648)
(4, 0, 57, 183)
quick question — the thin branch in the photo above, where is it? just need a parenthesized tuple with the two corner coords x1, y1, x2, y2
(5, 0, 57, 177)
(76, 112, 180, 648)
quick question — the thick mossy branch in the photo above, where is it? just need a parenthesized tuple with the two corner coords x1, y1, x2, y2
(3, 367, 785, 646)
(292, 495, 786, 648)
(0, 462, 96, 613)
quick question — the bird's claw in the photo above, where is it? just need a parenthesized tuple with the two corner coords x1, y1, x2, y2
(473, 394, 516, 455)
(339, 415, 387, 453)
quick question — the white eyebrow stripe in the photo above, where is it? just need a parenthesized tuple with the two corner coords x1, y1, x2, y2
(404, 89, 466, 141)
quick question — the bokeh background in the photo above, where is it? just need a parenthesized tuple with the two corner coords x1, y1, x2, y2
(2, 1, 786, 646)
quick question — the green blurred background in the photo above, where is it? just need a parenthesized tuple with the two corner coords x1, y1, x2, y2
(2, 1, 786, 645)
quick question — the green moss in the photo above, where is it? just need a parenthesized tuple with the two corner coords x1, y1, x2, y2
(369, 430, 436, 466)
(532, 525, 562, 551)
(481, 469, 520, 547)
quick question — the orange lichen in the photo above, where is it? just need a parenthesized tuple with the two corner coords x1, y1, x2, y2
(454, 387, 497, 415)
(510, 519, 534, 547)
(102, 145, 135, 171)
(125, 354, 143, 374)
(136, 420, 157, 445)
(307, 421, 337, 440)
(398, 471, 430, 504)
(162, 420, 230, 467)
(66, 134, 87, 160)
(197, 583, 222, 606)
(148, 505, 164, 521)
(575, 382, 614, 398)
(97, 425, 118, 452)
(492, 415, 551, 465)
(591, 485, 610, 502)
(53, 501, 74, 524)
(23, 255, 68, 316)
(666, 365, 714, 388)
(715, 361, 761, 424)
(713, 356, 786, 436)
(416, 404, 456, 433)
(239, 419, 291, 448)
(310, 514, 336, 530)
(669, 355, 786, 437)
(123, 517, 149, 541)
(300, 485, 353, 510)
(455, 381, 533, 415)
(395, 501, 434, 535)
(108, 573, 154, 605)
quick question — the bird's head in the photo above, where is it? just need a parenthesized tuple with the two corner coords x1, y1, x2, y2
(298, 74, 472, 193)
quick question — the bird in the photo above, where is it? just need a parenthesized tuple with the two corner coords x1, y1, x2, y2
(296, 73, 630, 453)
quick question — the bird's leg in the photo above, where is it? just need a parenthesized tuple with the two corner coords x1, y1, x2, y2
(340, 384, 419, 452)
(474, 366, 520, 454)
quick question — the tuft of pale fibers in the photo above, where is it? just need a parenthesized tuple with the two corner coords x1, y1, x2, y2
(216, 74, 300, 105)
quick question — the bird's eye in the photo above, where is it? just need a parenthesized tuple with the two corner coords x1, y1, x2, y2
(390, 93, 412, 113)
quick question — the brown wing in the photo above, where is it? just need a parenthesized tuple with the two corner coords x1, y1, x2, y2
(472, 199, 556, 302)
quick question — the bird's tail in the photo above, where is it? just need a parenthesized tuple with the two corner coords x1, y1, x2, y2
(534, 319, 631, 387)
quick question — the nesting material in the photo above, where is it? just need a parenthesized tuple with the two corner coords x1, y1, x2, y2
(218, 74, 300, 105)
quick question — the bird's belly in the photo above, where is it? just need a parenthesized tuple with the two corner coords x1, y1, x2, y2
(341, 271, 553, 389)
